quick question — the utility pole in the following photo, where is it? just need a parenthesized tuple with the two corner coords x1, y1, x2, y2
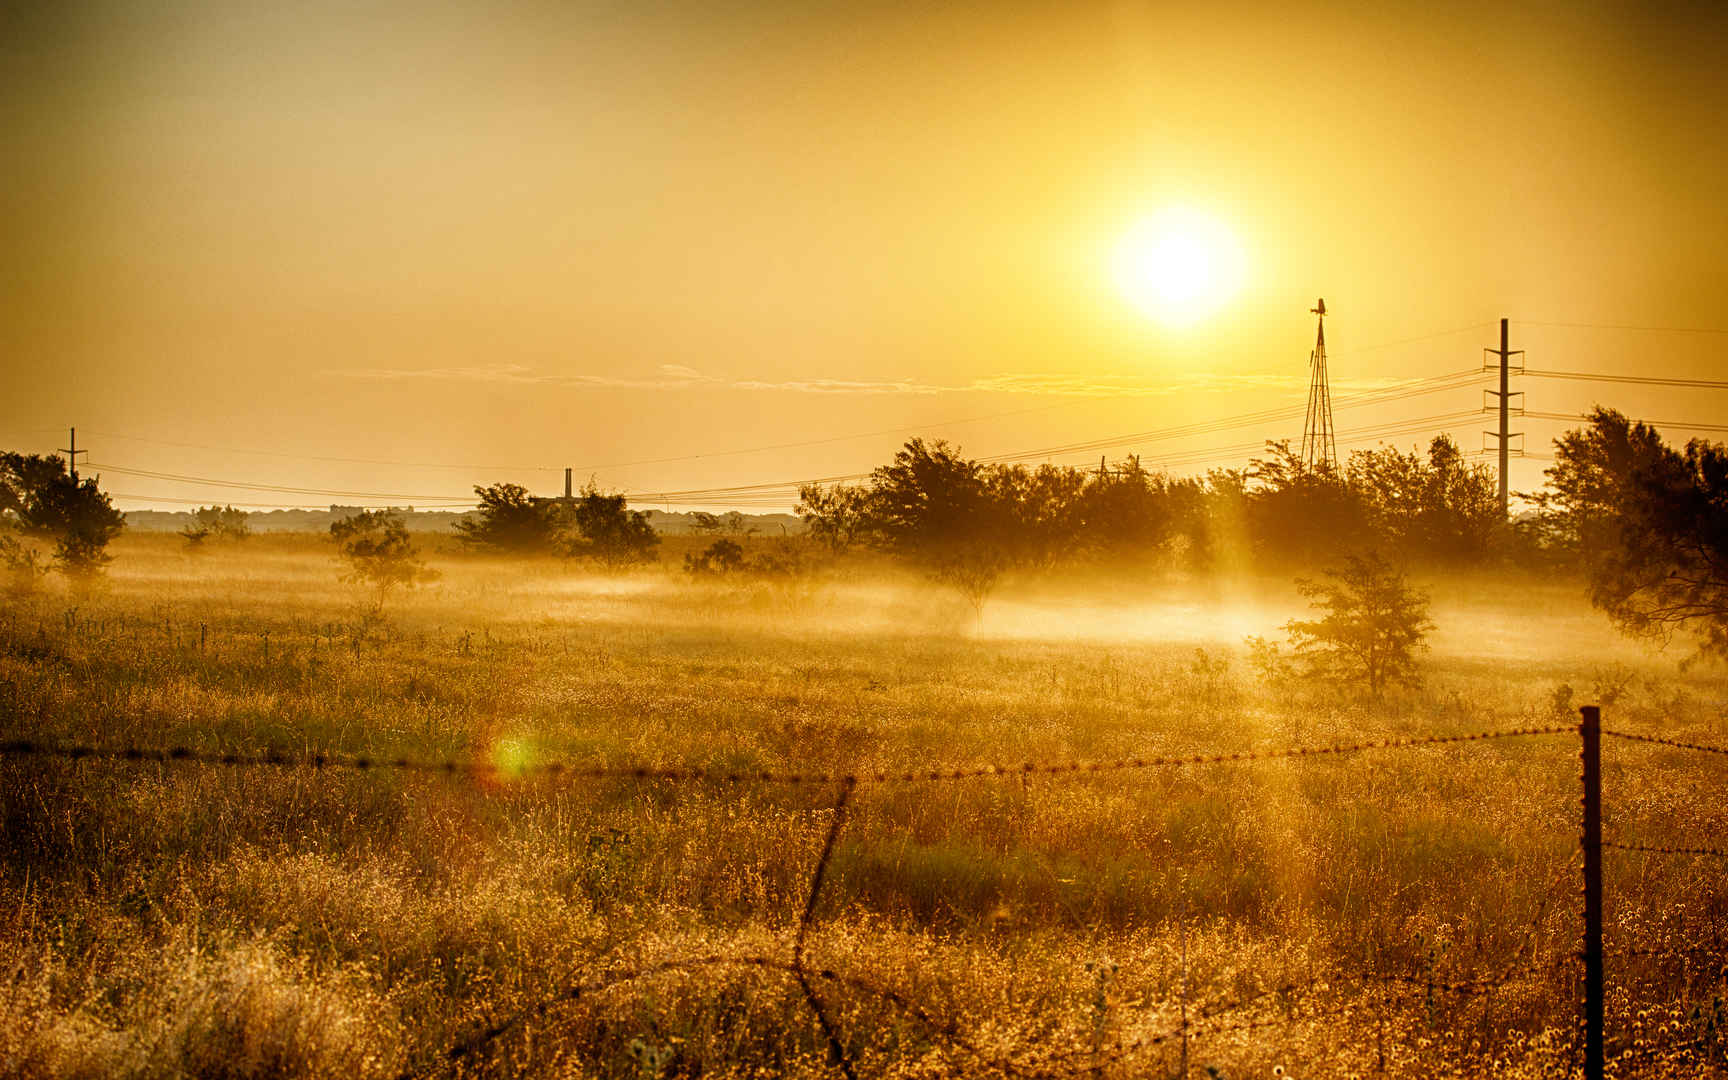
(57, 427, 87, 480)
(1482, 319, 1524, 518)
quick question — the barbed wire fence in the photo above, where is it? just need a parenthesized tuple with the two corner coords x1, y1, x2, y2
(2, 711, 1725, 1077)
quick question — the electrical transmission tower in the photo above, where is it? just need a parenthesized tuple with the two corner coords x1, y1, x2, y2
(1300, 299, 1337, 470)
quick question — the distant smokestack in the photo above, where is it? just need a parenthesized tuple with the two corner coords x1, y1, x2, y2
(564, 467, 572, 500)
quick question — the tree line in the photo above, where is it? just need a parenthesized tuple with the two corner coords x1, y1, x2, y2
(793, 434, 1502, 600)
(2, 407, 1724, 660)
(795, 416, 1728, 659)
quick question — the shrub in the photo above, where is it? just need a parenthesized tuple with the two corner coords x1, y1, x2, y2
(1283, 551, 1433, 698)
(329, 510, 438, 611)
(565, 483, 659, 567)
(0, 532, 48, 597)
(180, 505, 251, 549)
(684, 538, 747, 577)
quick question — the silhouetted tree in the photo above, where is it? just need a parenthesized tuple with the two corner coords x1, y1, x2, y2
(687, 512, 723, 536)
(330, 510, 437, 611)
(795, 483, 875, 554)
(684, 538, 747, 577)
(992, 463, 1089, 570)
(565, 483, 660, 567)
(1348, 435, 1500, 564)
(1079, 459, 1208, 566)
(1244, 442, 1367, 568)
(0, 452, 125, 579)
(180, 504, 251, 549)
(1284, 551, 1433, 698)
(454, 483, 566, 553)
(868, 439, 1018, 612)
(718, 511, 757, 536)
(1543, 408, 1728, 659)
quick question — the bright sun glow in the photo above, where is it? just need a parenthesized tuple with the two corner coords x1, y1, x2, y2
(1111, 208, 1247, 329)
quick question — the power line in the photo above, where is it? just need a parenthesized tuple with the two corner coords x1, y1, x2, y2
(78, 402, 1083, 475)
(85, 432, 562, 473)
(973, 369, 1486, 465)
(626, 409, 1492, 504)
(91, 368, 1490, 509)
(87, 463, 472, 503)
(1522, 320, 1728, 336)
(1140, 411, 1486, 470)
(107, 494, 474, 510)
(29, 322, 1502, 477)
(1522, 411, 1728, 434)
(1325, 320, 1498, 354)
(1524, 369, 1728, 390)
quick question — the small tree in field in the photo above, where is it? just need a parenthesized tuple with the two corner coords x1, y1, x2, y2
(0, 451, 125, 581)
(0, 533, 49, 597)
(1284, 551, 1433, 698)
(181, 504, 251, 550)
(563, 483, 659, 568)
(329, 510, 438, 611)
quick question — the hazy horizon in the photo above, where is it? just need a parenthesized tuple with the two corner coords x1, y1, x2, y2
(5, 0, 1726, 513)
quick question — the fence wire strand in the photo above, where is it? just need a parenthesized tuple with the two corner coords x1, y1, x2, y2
(0, 724, 1575, 784)
(1601, 728, 1728, 758)
(1604, 839, 1728, 859)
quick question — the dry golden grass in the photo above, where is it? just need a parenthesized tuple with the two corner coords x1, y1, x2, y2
(1, 533, 1725, 1078)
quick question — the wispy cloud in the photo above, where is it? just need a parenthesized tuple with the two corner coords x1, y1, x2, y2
(327, 364, 1397, 397)
(332, 363, 716, 391)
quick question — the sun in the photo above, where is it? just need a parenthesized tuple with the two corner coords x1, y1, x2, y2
(1110, 208, 1247, 329)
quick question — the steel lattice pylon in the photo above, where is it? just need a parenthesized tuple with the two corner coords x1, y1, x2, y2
(1301, 298, 1337, 470)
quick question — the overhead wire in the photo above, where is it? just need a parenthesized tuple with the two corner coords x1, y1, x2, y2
(1522, 320, 1728, 336)
(1523, 370, 1728, 390)
(85, 326, 1728, 510)
(89, 368, 1492, 509)
(37, 322, 1502, 479)
(87, 463, 473, 504)
(1521, 411, 1728, 434)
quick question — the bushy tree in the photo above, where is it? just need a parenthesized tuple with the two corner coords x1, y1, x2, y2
(566, 483, 660, 567)
(0, 452, 125, 579)
(684, 538, 747, 577)
(687, 511, 723, 536)
(867, 438, 1018, 612)
(1283, 551, 1433, 698)
(180, 504, 251, 549)
(1079, 459, 1208, 566)
(991, 463, 1090, 571)
(330, 510, 438, 610)
(1348, 435, 1500, 564)
(1541, 408, 1728, 659)
(1245, 441, 1367, 568)
(796, 483, 875, 554)
(454, 483, 564, 553)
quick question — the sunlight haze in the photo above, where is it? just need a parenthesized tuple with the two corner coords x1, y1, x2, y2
(4, 0, 1725, 509)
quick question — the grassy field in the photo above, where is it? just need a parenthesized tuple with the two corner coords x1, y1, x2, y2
(2, 533, 1726, 1078)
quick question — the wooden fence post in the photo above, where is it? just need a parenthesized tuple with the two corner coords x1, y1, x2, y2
(1580, 704, 1604, 1080)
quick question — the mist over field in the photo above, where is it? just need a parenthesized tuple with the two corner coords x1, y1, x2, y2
(1, 514, 1725, 1078)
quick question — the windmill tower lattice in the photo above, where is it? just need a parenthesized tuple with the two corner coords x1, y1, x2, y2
(1301, 298, 1337, 470)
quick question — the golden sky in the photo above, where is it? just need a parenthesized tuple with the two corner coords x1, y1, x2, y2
(4, 0, 1726, 510)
